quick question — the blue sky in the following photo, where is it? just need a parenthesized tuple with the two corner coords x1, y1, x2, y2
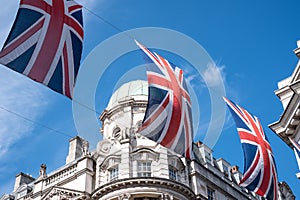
(0, 0, 300, 197)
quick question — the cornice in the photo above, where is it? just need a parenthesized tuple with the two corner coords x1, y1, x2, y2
(190, 161, 256, 200)
(100, 99, 147, 121)
(41, 186, 89, 200)
(269, 84, 300, 148)
(274, 85, 292, 100)
(293, 46, 300, 59)
(279, 181, 295, 199)
(92, 177, 195, 199)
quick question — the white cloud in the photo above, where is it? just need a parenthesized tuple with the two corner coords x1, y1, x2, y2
(202, 63, 226, 87)
(0, 0, 33, 158)
(0, 0, 19, 48)
(0, 0, 94, 159)
(184, 62, 226, 91)
(185, 73, 199, 85)
(0, 66, 49, 158)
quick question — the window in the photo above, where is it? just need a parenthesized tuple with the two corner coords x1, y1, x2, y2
(169, 166, 177, 180)
(17, 186, 32, 199)
(223, 164, 229, 173)
(205, 151, 212, 163)
(137, 162, 152, 177)
(207, 187, 215, 200)
(108, 165, 118, 181)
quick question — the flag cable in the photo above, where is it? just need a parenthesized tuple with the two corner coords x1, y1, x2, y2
(71, 1, 143, 131)
(0, 104, 73, 138)
(0, 2, 137, 141)
(76, 1, 135, 41)
(0, 1, 218, 143)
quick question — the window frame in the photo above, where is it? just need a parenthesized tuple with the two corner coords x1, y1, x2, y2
(207, 187, 215, 200)
(108, 165, 119, 181)
(169, 166, 177, 181)
(205, 150, 212, 164)
(137, 161, 152, 177)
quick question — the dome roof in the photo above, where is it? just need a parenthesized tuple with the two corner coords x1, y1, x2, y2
(107, 80, 148, 109)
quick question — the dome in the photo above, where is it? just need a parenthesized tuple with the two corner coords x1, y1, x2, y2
(107, 80, 148, 109)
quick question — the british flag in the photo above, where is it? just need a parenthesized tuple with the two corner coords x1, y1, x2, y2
(0, 0, 83, 98)
(136, 41, 194, 159)
(224, 97, 278, 200)
(289, 137, 300, 172)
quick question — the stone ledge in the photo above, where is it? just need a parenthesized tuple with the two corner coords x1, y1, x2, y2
(92, 177, 195, 199)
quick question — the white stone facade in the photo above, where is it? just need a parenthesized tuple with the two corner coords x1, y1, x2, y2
(269, 40, 300, 147)
(269, 40, 300, 180)
(1, 80, 295, 200)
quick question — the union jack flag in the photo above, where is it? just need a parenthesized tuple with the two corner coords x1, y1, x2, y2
(289, 137, 300, 172)
(0, 0, 83, 98)
(136, 41, 194, 159)
(224, 97, 278, 200)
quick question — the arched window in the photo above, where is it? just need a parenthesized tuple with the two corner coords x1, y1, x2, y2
(131, 148, 159, 178)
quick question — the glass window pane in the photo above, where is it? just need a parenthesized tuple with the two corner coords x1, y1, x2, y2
(109, 166, 118, 181)
(137, 161, 152, 177)
(207, 187, 215, 200)
(169, 166, 177, 180)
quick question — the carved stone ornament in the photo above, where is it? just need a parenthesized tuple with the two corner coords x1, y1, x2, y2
(97, 139, 112, 154)
(44, 189, 69, 200)
(160, 193, 174, 200)
(42, 188, 83, 200)
(131, 148, 159, 162)
(118, 193, 131, 200)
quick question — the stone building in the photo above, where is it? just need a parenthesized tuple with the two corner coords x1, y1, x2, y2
(1, 80, 295, 200)
(269, 40, 300, 179)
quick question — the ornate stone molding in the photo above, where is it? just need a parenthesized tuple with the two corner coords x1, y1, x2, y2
(279, 181, 296, 200)
(118, 193, 131, 200)
(131, 148, 160, 161)
(99, 154, 121, 170)
(44, 164, 77, 186)
(160, 193, 174, 200)
(97, 140, 112, 155)
(100, 98, 147, 122)
(92, 177, 195, 199)
(168, 155, 185, 171)
(41, 187, 89, 200)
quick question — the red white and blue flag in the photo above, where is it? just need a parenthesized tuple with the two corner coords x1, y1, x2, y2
(136, 41, 194, 159)
(224, 97, 278, 200)
(0, 0, 83, 98)
(289, 137, 300, 172)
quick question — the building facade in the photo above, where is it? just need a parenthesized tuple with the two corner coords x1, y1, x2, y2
(269, 40, 300, 179)
(1, 80, 295, 200)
